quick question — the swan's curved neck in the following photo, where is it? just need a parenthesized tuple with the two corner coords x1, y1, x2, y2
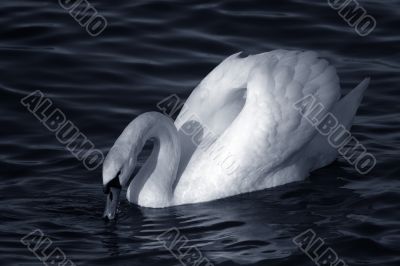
(120, 112, 180, 208)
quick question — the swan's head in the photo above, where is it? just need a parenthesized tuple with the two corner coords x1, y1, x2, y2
(102, 144, 136, 220)
(102, 111, 179, 214)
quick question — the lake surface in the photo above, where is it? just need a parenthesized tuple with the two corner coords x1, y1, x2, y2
(0, 0, 399, 265)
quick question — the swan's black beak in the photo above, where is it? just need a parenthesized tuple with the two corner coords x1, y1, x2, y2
(103, 187, 121, 220)
(103, 176, 122, 221)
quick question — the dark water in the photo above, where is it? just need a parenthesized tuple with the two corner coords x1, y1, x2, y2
(0, 0, 399, 265)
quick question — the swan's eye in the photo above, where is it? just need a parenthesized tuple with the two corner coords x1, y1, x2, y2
(103, 170, 122, 194)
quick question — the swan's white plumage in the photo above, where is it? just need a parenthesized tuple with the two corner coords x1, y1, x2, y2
(174, 50, 342, 203)
(103, 50, 368, 208)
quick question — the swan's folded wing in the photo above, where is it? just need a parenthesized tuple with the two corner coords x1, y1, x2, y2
(174, 51, 342, 202)
(218, 51, 341, 173)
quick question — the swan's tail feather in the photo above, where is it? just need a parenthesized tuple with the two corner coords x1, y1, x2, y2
(331, 77, 369, 130)
(306, 78, 369, 170)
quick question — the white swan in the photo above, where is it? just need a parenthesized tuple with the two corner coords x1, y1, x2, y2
(102, 50, 369, 218)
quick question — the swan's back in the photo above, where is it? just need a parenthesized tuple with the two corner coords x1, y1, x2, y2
(177, 50, 340, 140)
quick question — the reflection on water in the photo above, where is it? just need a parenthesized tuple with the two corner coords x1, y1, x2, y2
(0, 0, 399, 265)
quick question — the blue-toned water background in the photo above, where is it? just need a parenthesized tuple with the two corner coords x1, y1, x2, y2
(0, 0, 399, 265)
